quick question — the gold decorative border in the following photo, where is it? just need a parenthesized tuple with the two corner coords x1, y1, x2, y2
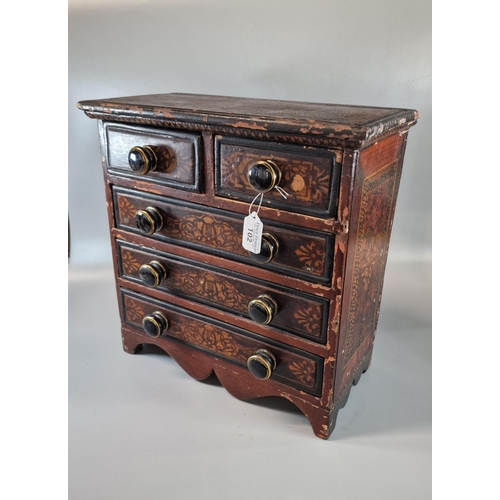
(344, 162, 398, 365)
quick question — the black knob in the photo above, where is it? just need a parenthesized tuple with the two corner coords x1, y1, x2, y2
(142, 311, 169, 338)
(247, 349, 277, 380)
(128, 146, 157, 175)
(248, 233, 279, 264)
(138, 260, 167, 288)
(134, 206, 163, 235)
(247, 160, 282, 193)
(248, 295, 278, 325)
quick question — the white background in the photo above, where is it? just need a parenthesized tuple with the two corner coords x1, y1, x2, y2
(67, 2, 432, 497)
(3, 1, 499, 499)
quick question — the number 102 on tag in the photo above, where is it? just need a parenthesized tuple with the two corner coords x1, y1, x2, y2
(242, 212, 263, 254)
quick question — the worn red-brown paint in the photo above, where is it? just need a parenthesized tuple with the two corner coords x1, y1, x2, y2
(78, 93, 417, 439)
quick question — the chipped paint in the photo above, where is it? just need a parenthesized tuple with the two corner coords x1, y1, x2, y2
(154, 110, 174, 119)
(79, 94, 418, 440)
(230, 121, 267, 130)
(290, 174, 305, 192)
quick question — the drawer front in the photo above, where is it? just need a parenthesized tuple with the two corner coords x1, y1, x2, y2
(121, 290, 323, 396)
(105, 123, 203, 192)
(114, 187, 334, 285)
(215, 136, 341, 217)
(117, 240, 329, 343)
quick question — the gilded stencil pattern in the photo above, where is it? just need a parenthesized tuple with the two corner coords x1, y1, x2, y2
(124, 296, 144, 323)
(344, 163, 397, 365)
(121, 295, 318, 390)
(220, 150, 331, 205)
(172, 270, 248, 310)
(174, 323, 241, 358)
(288, 360, 316, 386)
(121, 251, 140, 274)
(295, 241, 325, 272)
(117, 196, 137, 224)
(220, 151, 249, 190)
(282, 160, 330, 203)
(175, 321, 316, 388)
(293, 305, 322, 336)
(166, 214, 242, 252)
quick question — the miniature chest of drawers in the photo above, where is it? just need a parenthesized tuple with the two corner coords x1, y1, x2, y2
(77, 93, 418, 439)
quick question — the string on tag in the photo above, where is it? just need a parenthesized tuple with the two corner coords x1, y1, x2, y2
(248, 185, 289, 217)
(243, 184, 289, 254)
(275, 185, 289, 199)
(248, 192, 264, 216)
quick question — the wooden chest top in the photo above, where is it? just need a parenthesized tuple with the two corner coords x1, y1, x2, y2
(78, 93, 418, 148)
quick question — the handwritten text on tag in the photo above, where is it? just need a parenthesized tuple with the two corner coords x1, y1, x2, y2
(242, 212, 263, 254)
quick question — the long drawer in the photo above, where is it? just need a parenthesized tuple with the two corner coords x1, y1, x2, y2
(113, 187, 335, 285)
(116, 240, 329, 343)
(120, 289, 324, 396)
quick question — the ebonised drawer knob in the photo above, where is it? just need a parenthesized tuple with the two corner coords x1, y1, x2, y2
(128, 145, 158, 175)
(142, 311, 169, 338)
(247, 349, 277, 380)
(134, 207, 163, 235)
(138, 261, 167, 288)
(248, 160, 282, 193)
(248, 233, 279, 264)
(248, 295, 278, 325)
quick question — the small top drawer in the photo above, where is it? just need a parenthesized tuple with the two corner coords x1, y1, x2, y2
(215, 136, 341, 218)
(104, 123, 203, 192)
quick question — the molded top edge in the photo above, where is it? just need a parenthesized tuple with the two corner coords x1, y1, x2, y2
(77, 92, 418, 144)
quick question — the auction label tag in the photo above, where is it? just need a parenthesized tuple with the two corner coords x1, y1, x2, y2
(242, 212, 263, 254)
